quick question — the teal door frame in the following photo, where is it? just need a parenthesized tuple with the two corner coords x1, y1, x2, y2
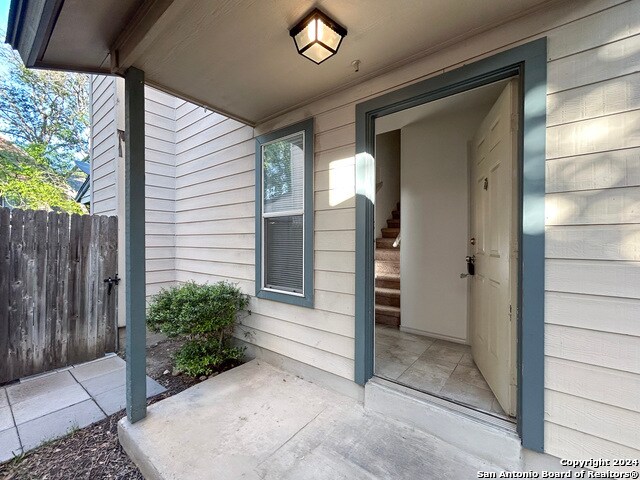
(354, 38, 547, 452)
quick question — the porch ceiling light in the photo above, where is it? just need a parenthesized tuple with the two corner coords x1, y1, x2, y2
(290, 8, 347, 65)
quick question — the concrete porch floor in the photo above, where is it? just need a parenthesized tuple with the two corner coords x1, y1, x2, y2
(119, 360, 501, 479)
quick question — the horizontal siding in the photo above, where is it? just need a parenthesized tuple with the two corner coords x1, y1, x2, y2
(173, 104, 254, 300)
(173, 99, 357, 381)
(542, 0, 640, 463)
(545, 356, 640, 412)
(176, 201, 254, 223)
(547, 34, 640, 95)
(143, 86, 177, 294)
(175, 270, 253, 295)
(90, 76, 117, 216)
(90, 79, 178, 296)
(546, 224, 640, 261)
(546, 323, 640, 374)
(546, 109, 640, 160)
(175, 233, 254, 249)
(176, 155, 254, 190)
(239, 312, 354, 360)
(547, 72, 640, 127)
(234, 326, 353, 379)
(545, 423, 640, 471)
(546, 147, 640, 194)
(175, 186, 254, 212)
(546, 291, 640, 336)
(545, 390, 640, 451)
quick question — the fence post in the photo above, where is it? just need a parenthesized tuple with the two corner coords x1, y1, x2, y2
(124, 67, 147, 423)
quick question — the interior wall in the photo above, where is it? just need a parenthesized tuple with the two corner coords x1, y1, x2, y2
(375, 131, 401, 237)
(400, 108, 489, 342)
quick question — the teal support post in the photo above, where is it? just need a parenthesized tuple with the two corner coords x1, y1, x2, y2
(124, 67, 147, 423)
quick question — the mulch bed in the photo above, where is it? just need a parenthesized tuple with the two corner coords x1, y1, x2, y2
(0, 412, 141, 480)
(0, 338, 239, 480)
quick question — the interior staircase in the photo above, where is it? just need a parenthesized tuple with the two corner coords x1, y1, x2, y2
(375, 202, 401, 328)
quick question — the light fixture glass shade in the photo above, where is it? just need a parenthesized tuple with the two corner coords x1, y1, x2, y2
(293, 20, 315, 50)
(290, 9, 347, 64)
(317, 19, 342, 50)
(303, 43, 333, 64)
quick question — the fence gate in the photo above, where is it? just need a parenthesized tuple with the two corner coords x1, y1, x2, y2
(0, 208, 118, 384)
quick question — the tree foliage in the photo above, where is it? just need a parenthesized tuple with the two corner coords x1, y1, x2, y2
(0, 138, 86, 214)
(0, 46, 89, 175)
(263, 140, 293, 202)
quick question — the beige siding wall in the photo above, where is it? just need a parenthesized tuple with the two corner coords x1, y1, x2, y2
(90, 75, 118, 215)
(172, 101, 356, 380)
(543, 0, 640, 462)
(90, 0, 640, 462)
(143, 87, 178, 297)
(173, 102, 254, 292)
(90, 78, 178, 298)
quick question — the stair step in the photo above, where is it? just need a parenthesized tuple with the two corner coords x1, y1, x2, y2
(375, 260, 400, 276)
(376, 305, 401, 317)
(375, 249, 399, 261)
(376, 237, 397, 249)
(365, 379, 524, 470)
(375, 287, 400, 307)
(375, 313, 401, 328)
(386, 218, 400, 228)
(392, 210, 400, 220)
(381, 227, 400, 239)
(375, 304, 401, 327)
(376, 274, 400, 289)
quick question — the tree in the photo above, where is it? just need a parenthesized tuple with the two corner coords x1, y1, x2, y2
(0, 45, 89, 175)
(0, 137, 86, 214)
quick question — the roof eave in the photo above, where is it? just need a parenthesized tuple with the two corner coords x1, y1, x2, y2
(5, 0, 65, 68)
(6, 0, 24, 48)
(74, 177, 90, 203)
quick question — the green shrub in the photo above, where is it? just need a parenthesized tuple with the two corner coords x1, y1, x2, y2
(147, 281, 249, 376)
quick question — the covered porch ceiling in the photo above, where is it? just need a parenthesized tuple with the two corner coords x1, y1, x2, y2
(7, 0, 553, 125)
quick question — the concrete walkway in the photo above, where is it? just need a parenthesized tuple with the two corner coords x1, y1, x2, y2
(0, 354, 165, 462)
(119, 360, 501, 479)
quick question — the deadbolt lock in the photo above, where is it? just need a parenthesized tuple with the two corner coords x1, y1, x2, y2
(465, 255, 476, 276)
(470, 237, 476, 245)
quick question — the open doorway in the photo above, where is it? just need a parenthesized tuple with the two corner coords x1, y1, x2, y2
(373, 78, 519, 422)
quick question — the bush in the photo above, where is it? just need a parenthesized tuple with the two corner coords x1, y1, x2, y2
(147, 281, 249, 377)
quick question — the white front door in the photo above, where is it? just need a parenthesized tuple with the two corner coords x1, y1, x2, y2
(470, 80, 518, 416)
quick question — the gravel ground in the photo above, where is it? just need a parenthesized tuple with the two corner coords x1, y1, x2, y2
(0, 338, 237, 480)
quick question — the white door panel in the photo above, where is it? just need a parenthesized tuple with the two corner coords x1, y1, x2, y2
(470, 79, 518, 416)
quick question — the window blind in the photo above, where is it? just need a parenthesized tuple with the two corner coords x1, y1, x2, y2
(264, 216, 303, 292)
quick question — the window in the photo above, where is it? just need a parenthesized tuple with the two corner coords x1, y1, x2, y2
(255, 119, 313, 307)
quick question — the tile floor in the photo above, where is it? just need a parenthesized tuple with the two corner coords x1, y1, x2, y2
(375, 326, 511, 419)
(0, 354, 165, 463)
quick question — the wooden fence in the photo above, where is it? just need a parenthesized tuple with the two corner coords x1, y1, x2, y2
(0, 208, 118, 384)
